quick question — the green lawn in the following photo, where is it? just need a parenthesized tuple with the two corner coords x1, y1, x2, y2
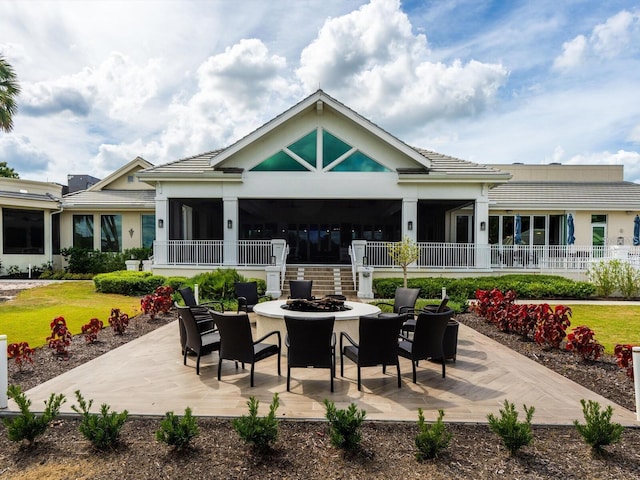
(0, 281, 142, 348)
(563, 304, 640, 354)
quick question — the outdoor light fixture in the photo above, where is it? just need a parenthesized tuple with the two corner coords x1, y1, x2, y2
(227, 219, 233, 229)
(408, 221, 413, 231)
(270, 255, 276, 265)
(157, 219, 164, 228)
(362, 256, 368, 267)
(480, 221, 486, 231)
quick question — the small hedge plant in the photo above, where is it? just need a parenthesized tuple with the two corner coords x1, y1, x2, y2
(232, 394, 280, 452)
(574, 399, 623, 453)
(323, 399, 367, 450)
(93, 271, 168, 296)
(155, 407, 200, 450)
(415, 408, 452, 460)
(3, 385, 66, 446)
(487, 399, 535, 455)
(72, 390, 129, 450)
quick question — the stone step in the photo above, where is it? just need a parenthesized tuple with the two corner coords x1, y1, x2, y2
(281, 266, 356, 298)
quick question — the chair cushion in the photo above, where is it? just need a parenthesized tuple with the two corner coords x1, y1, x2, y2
(343, 345, 359, 364)
(202, 332, 221, 353)
(397, 339, 413, 359)
(253, 342, 279, 362)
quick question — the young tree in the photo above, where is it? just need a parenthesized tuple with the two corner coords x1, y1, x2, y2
(0, 161, 19, 178)
(0, 54, 21, 133)
(386, 236, 419, 287)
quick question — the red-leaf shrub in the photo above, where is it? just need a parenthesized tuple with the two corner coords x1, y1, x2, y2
(533, 304, 571, 349)
(565, 325, 605, 361)
(47, 316, 73, 359)
(81, 318, 104, 344)
(614, 344, 634, 378)
(7, 342, 35, 370)
(140, 286, 174, 320)
(510, 304, 539, 340)
(108, 308, 130, 335)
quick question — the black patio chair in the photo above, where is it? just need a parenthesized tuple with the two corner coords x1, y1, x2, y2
(398, 309, 453, 382)
(178, 286, 225, 312)
(210, 311, 281, 387)
(375, 287, 420, 318)
(401, 295, 449, 335)
(288, 280, 314, 300)
(340, 313, 406, 391)
(176, 305, 220, 375)
(234, 281, 270, 313)
(284, 315, 335, 392)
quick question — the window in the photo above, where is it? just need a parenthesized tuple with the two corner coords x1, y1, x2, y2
(73, 215, 94, 249)
(101, 215, 122, 252)
(141, 214, 155, 249)
(2, 208, 44, 254)
(127, 175, 134, 183)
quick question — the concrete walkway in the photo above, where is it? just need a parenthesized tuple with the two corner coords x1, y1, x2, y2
(8, 316, 639, 426)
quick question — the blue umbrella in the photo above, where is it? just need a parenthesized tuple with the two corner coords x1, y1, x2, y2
(567, 214, 575, 245)
(634, 215, 640, 246)
(514, 214, 522, 245)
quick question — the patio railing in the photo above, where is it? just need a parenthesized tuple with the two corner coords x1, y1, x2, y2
(153, 239, 640, 272)
(154, 240, 274, 266)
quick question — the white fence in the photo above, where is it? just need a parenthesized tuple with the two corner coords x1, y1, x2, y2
(366, 242, 640, 271)
(154, 239, 640, 272)
(154, 240, 274, 266)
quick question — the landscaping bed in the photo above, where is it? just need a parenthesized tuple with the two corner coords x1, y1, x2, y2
(2, 310, 640, 479)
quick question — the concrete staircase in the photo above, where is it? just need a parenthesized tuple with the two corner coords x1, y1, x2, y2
(282, 266, 356, 299)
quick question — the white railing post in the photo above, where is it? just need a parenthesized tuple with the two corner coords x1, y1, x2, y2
(633, 347, 640, 421)
(0, 335, 7, 409)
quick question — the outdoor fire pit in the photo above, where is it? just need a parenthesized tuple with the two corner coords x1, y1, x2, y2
(281, 296, 352, 312)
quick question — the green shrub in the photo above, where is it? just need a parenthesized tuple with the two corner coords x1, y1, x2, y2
(232, 394, 280, 452)
(72, 390, 129, 450)
(616, 261, 640, 299)
(155, 407, 200, 450)
(323, 399, 366, 450)
(487, 399, 535, 455)
(184, 269, 245, 302)
(415, 408, 452, 460)
(373, 274, 595, 303)
(93, 271, 167, 296)
(3, 385, 66, 446)
(124, 247, 152, 261)
(61, 247, 126, 274)
(573, 399, 623, 453)
(587, 260, 621, 297)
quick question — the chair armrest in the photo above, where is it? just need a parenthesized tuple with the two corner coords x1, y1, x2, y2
(373, 301, 393, 308)
(339, 331, 358, 353)
(331, 331, 336, 348)
(254, 330, 281, 348)
(201, 300, 224, 312)
(398, 305, 417, 315)
(398, 332, 413, 343)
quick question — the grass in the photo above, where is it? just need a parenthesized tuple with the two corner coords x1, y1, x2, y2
(563, 304, 640, 354)
(0, 281, 141, 347)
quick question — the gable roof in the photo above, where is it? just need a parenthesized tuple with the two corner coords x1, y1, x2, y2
(89, 156, 154, 191)
(138, 91, 509, 184)
(210, 89, 431, 170)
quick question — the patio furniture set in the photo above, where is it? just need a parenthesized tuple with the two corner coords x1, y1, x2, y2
(175, 283, 458, 391)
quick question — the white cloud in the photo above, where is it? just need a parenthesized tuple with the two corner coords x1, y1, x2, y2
(297, 0, 508, 129)
(0, 135, 52, 176)
(21, 52, 162, 122)
(565, 150, 640, 183)
(554, 9, 640, 71)
(553, 35, 587, 70)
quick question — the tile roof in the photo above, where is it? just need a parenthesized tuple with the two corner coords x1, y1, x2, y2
(489, 181, 640, 210)
(61, 190, 156, 209)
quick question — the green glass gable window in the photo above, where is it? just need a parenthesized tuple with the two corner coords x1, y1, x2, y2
(287, 130, 316, 167)
(330, 151, 391, 172)
(250, 151, 310, 171)
(323, 130, 352, 168)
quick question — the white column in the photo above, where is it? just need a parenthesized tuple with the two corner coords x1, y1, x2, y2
(223, 197, 238, 265)
(475, 191, 490, 269)
(402, 198, 418, 242)
(154, 198, 169, 264)
(0, 335, 7, 409)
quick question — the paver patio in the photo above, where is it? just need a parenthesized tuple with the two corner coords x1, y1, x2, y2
(10, 316, 639, 426)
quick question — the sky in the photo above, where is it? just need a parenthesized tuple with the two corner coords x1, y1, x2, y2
(1, 0, 640, 185)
